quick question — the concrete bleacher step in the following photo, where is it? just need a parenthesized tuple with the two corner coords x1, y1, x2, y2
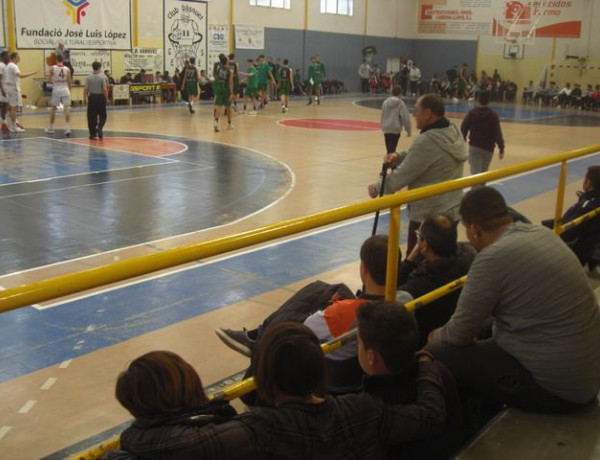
(456, 397, 600, 459)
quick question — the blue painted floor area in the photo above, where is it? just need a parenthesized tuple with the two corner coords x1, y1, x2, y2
(356, 97, 600, 126)
(0, 150, 599, 383)
(0, 138, 171, 184)
(0, 130, 292, 275)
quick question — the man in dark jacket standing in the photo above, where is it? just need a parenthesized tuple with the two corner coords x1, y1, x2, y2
(461, 90, 505, 180)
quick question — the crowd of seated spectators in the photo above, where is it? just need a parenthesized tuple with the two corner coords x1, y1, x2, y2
(104, 180, 600, 459)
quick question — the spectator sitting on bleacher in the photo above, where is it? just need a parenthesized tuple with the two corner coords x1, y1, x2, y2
(557, 82, 572, 107)
(398, 215, 476, 347)
(133, 69, 146, 83)
(522, 80, 534, 105)
(592, 84, 600, 110)
(505, 80, 517, 103)
(104, 70, 115, 85)
(358, 301, 465, 459)
(216, 235, 393, 395)
(106, 351, 237, 459)
(582, 84, 593, 110)
(571, 83, 582, 108)
(542, 166, 600, 268)
(119, 73, 133, 84)
(428, 186, 600, 415)
(546, 81, 559, 106)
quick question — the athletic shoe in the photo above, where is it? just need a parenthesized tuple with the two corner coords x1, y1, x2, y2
(45, 127, 55, 134)
(227, 123, 233, 130)
(248, 110, 257, 115)
(214, 124, 220, 133)
(239, 109, 246, 114)
(8, 126, 16, 133)
(452, 97, 459, 103)
(89, 136, 97, 140)
(64, 129, 71, 138)
(307, 99, 313, 105)
(98, 130, 103, 139)
(282, 106, 285, 113)
(215, 328, 255, 357)
(15, 126, 25, 133)
(188, 103, 194, 114)
(316, 98, 320, 105)
(16, 121, 24, 129)
(232, 105, 238, 113)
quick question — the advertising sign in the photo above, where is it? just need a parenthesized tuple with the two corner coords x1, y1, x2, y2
(164, 0, 208, 75)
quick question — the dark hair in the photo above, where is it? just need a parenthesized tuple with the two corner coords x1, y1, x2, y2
(189, 57, 196, 64)
(247, 58, 254, 63)
(219, 54, 228, 65)
(419, 93, 445, 117)
(10, 52, 19, 60)
(115, 351, 208, 418)
(586, 166, 600, 191)
(228, 53, 235, 60)
(459, 186, 511, 231)
(283, 59, 289, 65)
(392, 85, 402, 96)
(420, 214, 458, 257)
(360, 235, 401, 286)
(478, 90, 491, 105)
(56, 54, 64, 63)
(357, 301, 418, 373)
(0, 51, 8, 59)
(253, 323, 326, 407)
(92, 61, 102, 71)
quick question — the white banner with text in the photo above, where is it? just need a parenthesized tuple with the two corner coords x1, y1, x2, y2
(235, 25, 264, 50)
(124, 49, 164, 74)
(44, 50, 112, 76)
(208, 25, 229, 73)
(15, 0, 132, 49)
(164, 0, 208, 75)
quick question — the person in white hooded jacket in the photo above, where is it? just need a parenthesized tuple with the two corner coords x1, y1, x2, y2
(380, 85, 412, 154)
(369, 94, 467, 254)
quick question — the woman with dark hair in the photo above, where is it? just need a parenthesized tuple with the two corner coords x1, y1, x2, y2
(108, 351, 236, 459)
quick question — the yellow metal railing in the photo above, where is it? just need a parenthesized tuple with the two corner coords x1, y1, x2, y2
(1, 143, 599, 314)
(68, 275, 467, 460)
(556, 205, 600, 236)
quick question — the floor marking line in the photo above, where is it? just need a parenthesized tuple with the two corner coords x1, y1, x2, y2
(49, 138, 180, 163)
(18, 400, 37, 414)
(59, 359, 72, 369)
(1, 137, 296, 280)
(41, 377, 57, 390)
(0, 426, 12, 441)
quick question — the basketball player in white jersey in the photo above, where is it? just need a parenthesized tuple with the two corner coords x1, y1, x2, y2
(0, 51, 9, 133)
(5, 52, 37, 134)
(46, 54, 72, 136)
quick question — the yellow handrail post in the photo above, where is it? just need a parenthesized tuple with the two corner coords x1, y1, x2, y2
(553, 160, 568, 233)
(385, 207, 400, 301)
(132, 0, 139, 48)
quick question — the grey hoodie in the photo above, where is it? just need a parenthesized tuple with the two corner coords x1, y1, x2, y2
(375, 119, 467, 221)
(380, 96, 412, 136)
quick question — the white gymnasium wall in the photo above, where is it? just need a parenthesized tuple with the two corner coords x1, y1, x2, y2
(366, 0, 398, 38)
(307, 0, 366, 35)
(234, 1, 304, 29)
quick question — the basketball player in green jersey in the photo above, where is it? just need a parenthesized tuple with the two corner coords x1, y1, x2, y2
(213, 54, 234, 132)
(278, 59, 294, 113)
(181, 57, 199, 113)
(312, 54, 326, 105)
(257, 55, 275, 109)
(228, 53, 240, 112)
(241, 58, 258, 114)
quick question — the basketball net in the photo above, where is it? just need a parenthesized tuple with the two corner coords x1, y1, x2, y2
(494, 1, 546, 46)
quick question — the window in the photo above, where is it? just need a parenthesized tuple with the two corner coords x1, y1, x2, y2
(249, 0, 291, 9)
(320, 0, 353, 16)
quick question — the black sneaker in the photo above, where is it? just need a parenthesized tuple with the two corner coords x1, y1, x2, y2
(98, 130, 103, 139)
(307, 99, 313, 105)
(215, 328, 255, 357)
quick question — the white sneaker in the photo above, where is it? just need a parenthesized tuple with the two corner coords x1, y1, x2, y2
(65, 128, 71, 137)
(45, 127, 55, 134)
(214, 123, 220, 133)
(468, 97, 475, 102)
(8, 126, 16, 133)
(452, 97, 459, 103)
(227, 123, 234, 130)
(15, 126, 25, 132)
(248, 110, 257, 115)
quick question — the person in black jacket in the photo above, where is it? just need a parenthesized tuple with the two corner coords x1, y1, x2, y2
(542, 165, 600, 267)
(357, 301, 464, 459)
(398, 214, 476, 346)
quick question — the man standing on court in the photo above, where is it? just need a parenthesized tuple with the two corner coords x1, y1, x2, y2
(85, 61, 108, 140)
(368, 94, 467, 254)
(461, 90, 504, 179)
(380, 85, 411, 154)
(45, 54, 72, 137)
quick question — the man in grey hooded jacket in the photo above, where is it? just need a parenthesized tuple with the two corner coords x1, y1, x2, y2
(369, 93, 467, 254)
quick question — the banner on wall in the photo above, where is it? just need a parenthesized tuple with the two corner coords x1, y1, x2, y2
(44, 50, 111, 75)
(208, 25, 229, 73)
(235, 25, 264, 50)
(418, 1, 583, 39)
(14, 0, 131, 49)
(164, 0, 208, 75)
(0, 0, 5, 48)
(124, 49, 164, 74)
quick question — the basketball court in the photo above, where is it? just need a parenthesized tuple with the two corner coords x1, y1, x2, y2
(0, 91, 599, 458)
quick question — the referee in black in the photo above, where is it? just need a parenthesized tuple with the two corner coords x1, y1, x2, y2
(85, 61, 108, 140)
